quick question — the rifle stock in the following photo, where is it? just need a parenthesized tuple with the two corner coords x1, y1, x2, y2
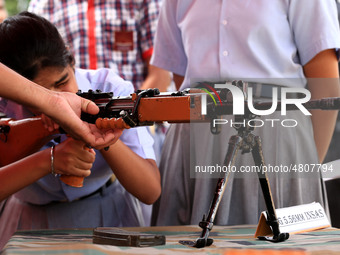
(0, 117, 57, 166)
(0, 117, 87, 187)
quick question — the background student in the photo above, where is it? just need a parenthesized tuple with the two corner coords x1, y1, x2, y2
(150, 0, 340, 227)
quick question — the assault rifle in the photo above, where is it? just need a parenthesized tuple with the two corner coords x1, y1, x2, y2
(1, 83, 340, 247)
(0, 88, 205, 187)
(0, 88, 210, 165)
(2, 85, 338, 163)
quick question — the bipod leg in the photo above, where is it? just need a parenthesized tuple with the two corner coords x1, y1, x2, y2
(251, 136, 289, 242)
(179, 135, 243, 248)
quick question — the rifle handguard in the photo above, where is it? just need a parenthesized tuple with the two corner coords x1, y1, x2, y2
(95, 118, 131, 129)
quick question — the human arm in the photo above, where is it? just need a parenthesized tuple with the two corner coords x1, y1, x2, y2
(137, 0, 172, 92)
(303, 49, 340, 163)
(139, 59, 172, 92)
(0, 0, 7, 23)
(100, 138, 161, 205)
(0, 137, 95, 201)
(0, 63, 116, 149)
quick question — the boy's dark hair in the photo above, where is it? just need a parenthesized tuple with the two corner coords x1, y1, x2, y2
(0, 11, 74, 80)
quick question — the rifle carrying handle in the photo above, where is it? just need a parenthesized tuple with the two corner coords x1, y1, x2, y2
(59, 145, 91, 188)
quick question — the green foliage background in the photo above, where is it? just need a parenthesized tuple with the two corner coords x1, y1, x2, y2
(5, 0, 29, 16)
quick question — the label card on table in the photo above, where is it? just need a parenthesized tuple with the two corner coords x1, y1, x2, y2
(255, 202, 331, 237)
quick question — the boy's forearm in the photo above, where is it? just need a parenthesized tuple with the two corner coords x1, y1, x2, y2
(308, 79, 340, 163)
(101, 140, 161, 204)
(0, 63, 53, 111)
(0, 149, 50, 201)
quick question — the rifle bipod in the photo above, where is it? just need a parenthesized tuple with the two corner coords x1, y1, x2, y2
(179, 113, 289, 248)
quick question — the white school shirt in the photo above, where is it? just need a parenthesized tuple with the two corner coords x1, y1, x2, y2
(151, 0, 340, 89)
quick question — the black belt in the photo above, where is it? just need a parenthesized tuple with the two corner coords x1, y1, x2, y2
(78, 177, 113, 201)
(26, 178, 115, 206)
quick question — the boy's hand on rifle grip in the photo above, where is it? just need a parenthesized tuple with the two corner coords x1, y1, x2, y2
(53, 137, 95, 177)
